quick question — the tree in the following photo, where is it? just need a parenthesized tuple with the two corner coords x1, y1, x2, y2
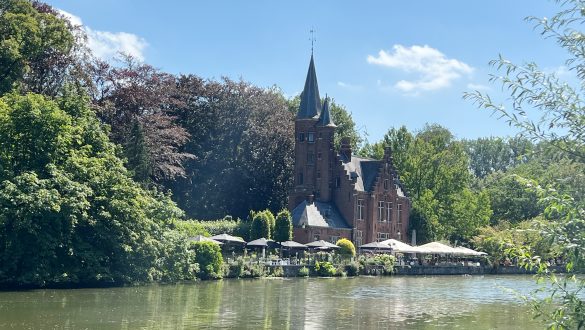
(0, 0, 87, 97)
(462, 137, 534, 178)
(482, 172, 542, 224)
(0, 91, 190, 287)
(125, 120, 151, 182)
(90, 56, 193, 183)
(171, 78, 294, 219)
(444, 188, 492, 242)
(250, 211, 271, 240)
(379, 124, 483, 243)
(465, 1, 585, 326)
(273, 210, 292, 242)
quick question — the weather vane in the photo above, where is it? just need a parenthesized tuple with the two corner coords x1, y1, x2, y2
(310, 28, 316, 55)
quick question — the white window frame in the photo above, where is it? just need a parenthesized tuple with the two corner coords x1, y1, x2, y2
(397, 203, 403, 224)
(387, 202, 393, 223)
(378, 201, 385, 222)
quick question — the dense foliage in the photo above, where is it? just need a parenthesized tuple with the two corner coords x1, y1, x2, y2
(250, 210, 273, 240)
(191, 241, 223, 280)
(360, 124, 493, 243)
(465, 0, 585, 327)
(273, 210, 293, 242)
(336, 238, 356, 258)
(0, 91, 191, 287)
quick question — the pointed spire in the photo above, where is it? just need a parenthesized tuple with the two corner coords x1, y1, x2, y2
(297, 54, 321, 119)
(317, 95, 336, 127)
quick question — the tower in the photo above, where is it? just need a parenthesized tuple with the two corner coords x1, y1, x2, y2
(288, 55, 336, 209)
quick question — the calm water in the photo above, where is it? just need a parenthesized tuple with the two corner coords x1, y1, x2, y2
(0, 275, 544, 329)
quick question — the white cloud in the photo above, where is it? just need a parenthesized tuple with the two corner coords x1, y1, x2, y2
(58, 9, 148, 61)
(367, 44, 473, 93)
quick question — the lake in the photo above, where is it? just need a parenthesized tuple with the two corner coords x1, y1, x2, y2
(0, 275, 544, 329)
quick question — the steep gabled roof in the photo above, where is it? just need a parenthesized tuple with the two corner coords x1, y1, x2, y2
(297, 54, 321, 119)
(291, 200, 351, 229)
(340, 155, 381, 192)
(317, 97, 336, 127)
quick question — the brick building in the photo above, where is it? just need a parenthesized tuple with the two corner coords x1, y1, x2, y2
(289, 55, 411, 246)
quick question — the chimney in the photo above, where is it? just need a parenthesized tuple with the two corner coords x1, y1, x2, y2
(384, 146, 393, 162)
(340, 137, 352, 160)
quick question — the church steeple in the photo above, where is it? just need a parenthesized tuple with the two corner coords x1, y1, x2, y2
(297, 54, 321, 119)
(317, 96, 335, 127)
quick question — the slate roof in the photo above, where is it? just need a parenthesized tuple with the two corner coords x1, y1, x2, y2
(317, 97, 335, 127)
(340, 155, 408, 196)
(297, 54, 322, 119)
(340, 155, 381, 192)
(291, 200, 351, 229)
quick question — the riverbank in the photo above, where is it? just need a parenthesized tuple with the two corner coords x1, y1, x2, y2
(0, 263, 567, 291)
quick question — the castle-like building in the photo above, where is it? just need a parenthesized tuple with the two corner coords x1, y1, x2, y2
(289, 55, 411, 246)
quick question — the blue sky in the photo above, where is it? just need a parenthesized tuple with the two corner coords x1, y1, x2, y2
(48, 0, 569, 142)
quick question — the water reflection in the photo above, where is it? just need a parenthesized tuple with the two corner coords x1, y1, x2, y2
(0, 275, 543, 329)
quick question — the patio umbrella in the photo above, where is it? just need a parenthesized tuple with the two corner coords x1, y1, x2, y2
(187, 235, 223, 245)
(280, 240, 308, 249)
(380, 239, 420, 254)
(305, 240, 340, 249)
(453, 246, 487, 256)
(246, 238, 276, 259)
(210, 233, 246, 244)
(246, 238, 277, 247)
(417, 242, 458, 254)
(359, 241, 393, 250)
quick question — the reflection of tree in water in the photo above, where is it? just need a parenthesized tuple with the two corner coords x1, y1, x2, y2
(0, 276, 545, 329)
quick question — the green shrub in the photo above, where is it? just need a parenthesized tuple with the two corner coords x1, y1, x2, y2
(173, 220, 210, 237)
(245, 263, 267, 278)
(224, 257, 268, 278)
(274, 209, 293, 242)
(156, 230, 199, 282)
(270, 266, 284, 277)
(191, 241, 223, 279)
(314, 261, 336, 277)
(358, 254, 396, 275)
(225, 257, 245, 278)
(336, 238, 356, 258)
(188, 217, 250, 241)
(298, 266, 309, 277)
(250, 211, 272, 240)
(264, 210, 276, 237)
(345, 262, 360, 276)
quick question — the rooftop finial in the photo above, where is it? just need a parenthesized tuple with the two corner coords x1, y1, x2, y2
(310, 28, 316, 55)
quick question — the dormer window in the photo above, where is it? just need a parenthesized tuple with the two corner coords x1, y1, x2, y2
(308, 132, 315, 143)
(298, 133, 305, 142)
